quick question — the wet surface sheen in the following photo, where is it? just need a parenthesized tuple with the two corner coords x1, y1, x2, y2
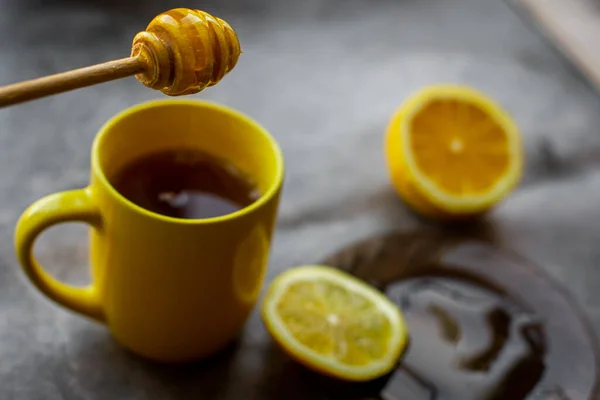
(316, 232, 599, 400)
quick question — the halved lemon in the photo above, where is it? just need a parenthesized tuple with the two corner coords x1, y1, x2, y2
(385, 84, 523, 219)
(261, 265, 408, 382)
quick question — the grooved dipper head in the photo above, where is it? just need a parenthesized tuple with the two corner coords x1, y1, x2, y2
(131, 8, 241, 96)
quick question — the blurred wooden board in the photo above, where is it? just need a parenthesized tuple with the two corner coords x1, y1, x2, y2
(514, 0, 600, 90)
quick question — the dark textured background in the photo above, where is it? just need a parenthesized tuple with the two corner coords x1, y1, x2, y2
(1, 0, 600, 398)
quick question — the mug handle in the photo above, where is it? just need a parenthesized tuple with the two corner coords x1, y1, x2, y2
(14, 187, 105, 322)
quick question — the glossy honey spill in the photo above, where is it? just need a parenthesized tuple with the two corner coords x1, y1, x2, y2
(258, 232, 598, 399)
(131, 8, 241, 96)
(316, 232, 600, 399)
(387, 278, 545, 399)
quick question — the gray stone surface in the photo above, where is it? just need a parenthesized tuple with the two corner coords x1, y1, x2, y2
(1, 0, 600, 398)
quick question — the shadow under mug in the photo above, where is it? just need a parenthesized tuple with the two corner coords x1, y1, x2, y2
(14, 99, 284, 362)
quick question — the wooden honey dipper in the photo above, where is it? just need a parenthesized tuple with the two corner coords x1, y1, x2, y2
(0, 8, 241, 108)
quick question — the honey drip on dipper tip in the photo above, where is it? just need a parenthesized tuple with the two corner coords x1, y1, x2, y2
(131, 8, 241, 96)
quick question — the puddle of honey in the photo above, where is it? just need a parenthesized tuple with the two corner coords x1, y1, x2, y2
(305, 231, 600, 400)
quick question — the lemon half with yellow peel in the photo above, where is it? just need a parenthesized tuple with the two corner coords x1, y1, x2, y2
(385, 84, 523, 219)
(261, 265, 408, 382)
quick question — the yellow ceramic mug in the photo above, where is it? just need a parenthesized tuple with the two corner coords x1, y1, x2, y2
(14, 99, 284, 362)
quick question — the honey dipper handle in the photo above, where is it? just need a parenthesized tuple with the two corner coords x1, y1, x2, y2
(0, 57, 146, 108)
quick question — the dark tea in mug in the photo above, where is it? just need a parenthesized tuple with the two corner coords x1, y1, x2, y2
(111, 148, 261, 219)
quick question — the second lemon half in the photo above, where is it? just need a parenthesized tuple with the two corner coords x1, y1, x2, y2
(385, 84, 523, 219)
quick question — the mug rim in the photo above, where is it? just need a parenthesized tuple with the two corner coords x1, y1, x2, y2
(91, 99, 285, 225)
